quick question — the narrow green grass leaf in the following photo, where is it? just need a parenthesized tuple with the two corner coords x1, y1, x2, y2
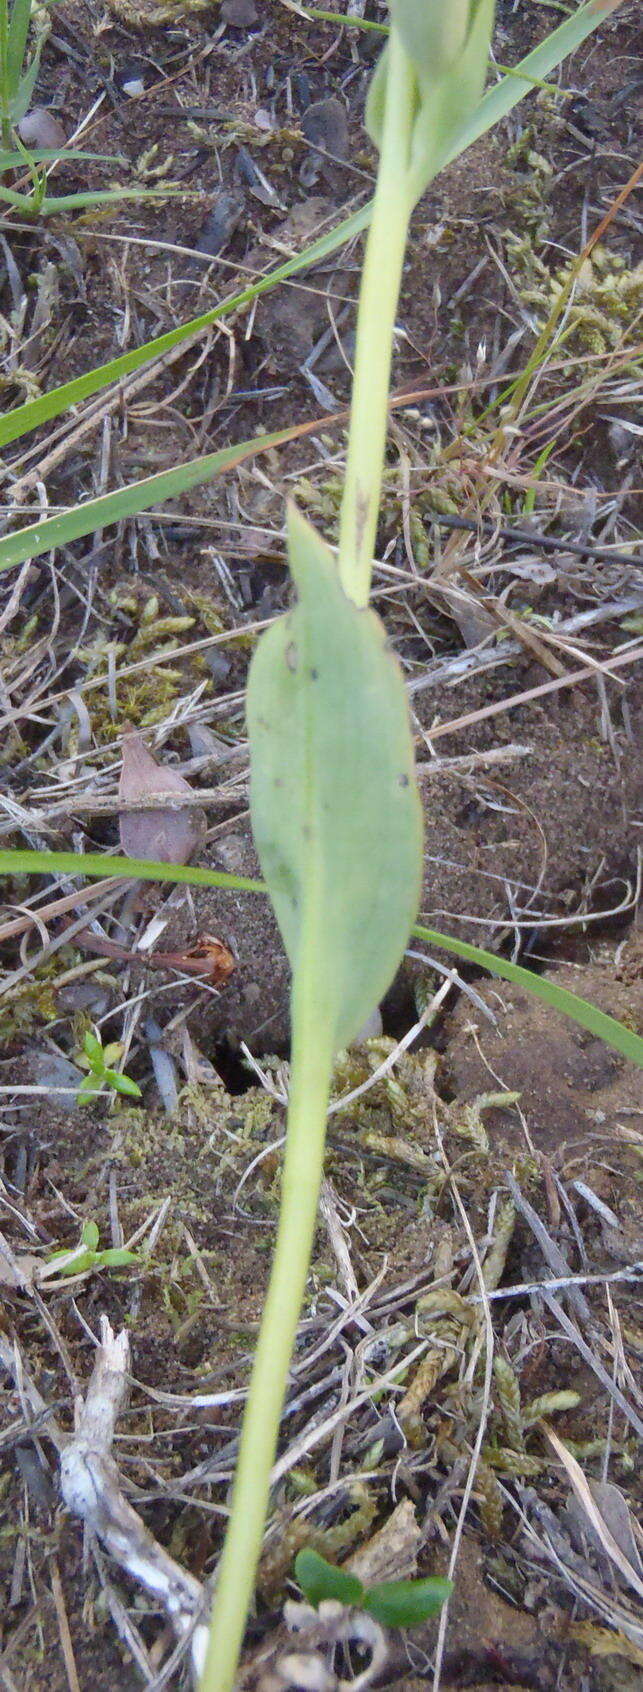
(295, 1550, 364, 1610)
(7, 0, 33, 88)
(1, 848, 639, 1068)
(0, 426, 296, 572)
(0, 184, 198, 213)
(0, 207, 369, 448)
(247, 505, 423, 1052)
(0, 148, 122, 169)
(0, 847, 264, 895)
(0, 0, 619, 450)
(413, 922, 643, 1068)
(7, 36, 42, 124)
(305, 7, 388, 29)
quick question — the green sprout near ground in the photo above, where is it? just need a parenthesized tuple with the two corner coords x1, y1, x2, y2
(295, 1547, 452, 1629)
(45, 1218, 139, 1277)
(75, 1028, 141, 1107)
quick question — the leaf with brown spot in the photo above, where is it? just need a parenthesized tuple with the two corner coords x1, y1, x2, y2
(118, 732, 206, 865)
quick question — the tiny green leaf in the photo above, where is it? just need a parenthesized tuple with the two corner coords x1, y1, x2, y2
(363, 1577, 453, 1628)
(108, 1071, 142, 1099)
(81, 1221, 100, 1251)
(95, 1248, 139, 1269)
(102, 1042, 124, 1067)
(295, 1550, 364, 1610)
(78, 1076, 102, 1104)
(83, 1031, 104, 1065)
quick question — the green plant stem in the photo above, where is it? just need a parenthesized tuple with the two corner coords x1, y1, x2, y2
(0, 0, 11, 151)
(336, 30, 415, 607)
(199, 936, 334, 1692)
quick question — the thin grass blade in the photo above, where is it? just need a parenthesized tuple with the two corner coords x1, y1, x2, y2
(0, 426, 296, 572)
(1, 851, 639, 1068)
(6, 0, 32, 91)
(413, 922, 643, 1069)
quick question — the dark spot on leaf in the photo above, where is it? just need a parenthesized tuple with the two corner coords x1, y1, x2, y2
(398, 773, 410, 788)
(309, 667, 319, 680)
(285, 642, 298, 672)
(274, 777, 284, 788)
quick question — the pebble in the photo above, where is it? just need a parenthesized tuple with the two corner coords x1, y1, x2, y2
(18, 108, 66, 149)
(23, 1043, 83, 1104)
(115, 59, 148, 97)
(195, 193, 244, 258)
(302, 96, 349, 161)
(292, 71, 311, 111)
(221, 0, 258, 27)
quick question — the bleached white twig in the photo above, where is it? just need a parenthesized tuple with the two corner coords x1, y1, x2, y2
(60, 1316, 209, 1681)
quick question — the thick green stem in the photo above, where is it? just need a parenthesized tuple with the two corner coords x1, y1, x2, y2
(336, 31, 416, 607)
(199, 952, 334, 1692)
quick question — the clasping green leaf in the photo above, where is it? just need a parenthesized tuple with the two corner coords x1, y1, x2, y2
(247, 504, 423, 1055)
(366, 0, 496, 206)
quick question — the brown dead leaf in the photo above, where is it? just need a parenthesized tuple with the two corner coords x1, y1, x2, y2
(119, 732, 206, 865)
(68, 924, 234, 985)
(346, 1499, 421, 1587)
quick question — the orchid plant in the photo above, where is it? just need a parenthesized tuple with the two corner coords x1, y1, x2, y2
(0, 3, 636, 1689)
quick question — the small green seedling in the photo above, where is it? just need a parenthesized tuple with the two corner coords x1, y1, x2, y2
(295, 1548, 452, 1630)
(46, 1219, 139, 1277)
(76, 1029, 142, 1106)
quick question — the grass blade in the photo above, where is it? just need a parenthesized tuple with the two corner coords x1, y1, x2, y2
(0, 426, 297, 572)
(0, 149, 123, 168)
(0, 207, 369, 448)
(0, 848, 264, 895)
(7, 0, 32, 89)
(413, 922, 643, 1069)
(1, 850, 640, 1068)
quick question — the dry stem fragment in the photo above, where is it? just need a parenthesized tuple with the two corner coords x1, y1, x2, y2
(60, 1316, 209, 1681)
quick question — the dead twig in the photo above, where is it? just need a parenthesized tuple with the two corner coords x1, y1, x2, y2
(59, 1317, 209, 1682)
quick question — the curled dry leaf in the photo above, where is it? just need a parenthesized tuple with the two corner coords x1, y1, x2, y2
(155, 933, 235, 984)
(67, 924, 234, 985)
(119, 731, 207, 865)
